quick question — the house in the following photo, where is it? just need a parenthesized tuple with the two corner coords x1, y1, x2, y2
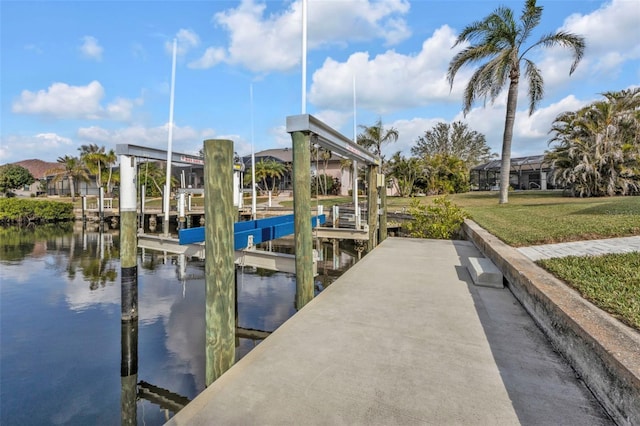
(470, 155, 556, 191)
(242, 148, 356, 196)
(7, 159, 101, 197)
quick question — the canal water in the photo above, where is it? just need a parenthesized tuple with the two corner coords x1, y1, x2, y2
(0, 223, 358, 425)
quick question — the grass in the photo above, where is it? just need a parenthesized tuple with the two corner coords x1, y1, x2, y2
(538, 252, 640, 331)
(387, 191, 640, 247)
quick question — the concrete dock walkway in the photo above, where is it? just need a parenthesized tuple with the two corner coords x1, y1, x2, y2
(167, 237, 611, 425)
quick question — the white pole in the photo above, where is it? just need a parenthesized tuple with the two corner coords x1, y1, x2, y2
(163, 38, 177, 236)
(301, 0, 307, 114)
(251, 84, 257, 220)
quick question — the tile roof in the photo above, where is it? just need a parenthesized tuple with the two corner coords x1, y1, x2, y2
(9, 159, 62, 179)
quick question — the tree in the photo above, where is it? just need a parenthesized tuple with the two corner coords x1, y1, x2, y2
(546, 88, 640, 196)
(423, 154, 470, 195)
(78, 144, 107, 190)
(447, 0, 585, 203)
(357, 118, 399, 168)
(411, 121, 494, 169)
(139, 161, 176, 197)
(251, 159, 287, 194)
(48, 156, 89, 201)
(103, 149, 117, 194)
(0, 164, 35, 195)
(387, 152, 423, 197)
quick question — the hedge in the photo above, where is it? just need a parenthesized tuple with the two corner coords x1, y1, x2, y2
(0, 198, 75, 223)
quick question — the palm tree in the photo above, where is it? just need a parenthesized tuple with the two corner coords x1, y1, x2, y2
(265, 159, 287, 194)
(103, 149, 117, 194)
(546, 88, 640, 196)
(357, 118, 399, 169)
(447, 0, 585, 203)
(78, 144, 107, 190)
(48, 155, 89, 201)
(388, 152, 422, 197)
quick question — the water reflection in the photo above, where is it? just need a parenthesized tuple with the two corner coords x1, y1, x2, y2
(0, 225, 357, 425)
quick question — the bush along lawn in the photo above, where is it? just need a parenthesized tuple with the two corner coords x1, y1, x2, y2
(537, 252, 640, 331)
(0, 198, 75, 224)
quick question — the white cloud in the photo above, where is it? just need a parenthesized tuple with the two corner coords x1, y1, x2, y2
(77, 123, 221, 156)
(188, 47, 226, 69)
(208, 0, 411, 73)
(0, 133, 74, 164)
(35, 132, 74, 148)
(309, 25, 461, 114)
(11, 81, 137, 121)
(557, 0, 640, 79)
(165, 29, 200, 56)
(80, 36, 103, 61)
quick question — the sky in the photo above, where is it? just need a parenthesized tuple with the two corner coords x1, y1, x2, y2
(1, 0, 639, 166)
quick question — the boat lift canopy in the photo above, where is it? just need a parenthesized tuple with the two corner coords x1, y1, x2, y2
(115, 143, 243, 171)
(286, 114, 378, 166)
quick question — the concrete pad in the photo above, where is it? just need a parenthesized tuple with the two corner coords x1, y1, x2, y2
(467, 256, 503, 288)
(167, 238, 611, 426)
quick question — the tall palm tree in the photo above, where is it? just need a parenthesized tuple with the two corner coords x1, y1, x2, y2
(447, 0, 585, 203)
(48, 155, 89, 201)
(357, 118, 399, 169)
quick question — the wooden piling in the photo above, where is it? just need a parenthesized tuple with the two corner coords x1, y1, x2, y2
(367, 164, 379, 252)
(291, 131, 313, 309)
(203, 139, 236, 386)
(119, 154, 138, 425)
(379, 174, 387, 243)
(119, 155, 138, 321)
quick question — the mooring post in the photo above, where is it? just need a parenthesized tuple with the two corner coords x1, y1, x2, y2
(120, 318, 138, 426)
(81, 195, 86, 223)
(367, 164, 379, 251)
(119, 153, 138, 426)
(203, 139, 236, 386)
(99, 186, 105, 223)
(291, 131, 313, 309)
(120, 154, 138, 321)
(379, 174, 387, 243)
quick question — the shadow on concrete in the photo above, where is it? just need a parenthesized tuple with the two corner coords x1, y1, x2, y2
(453, 241, 613, 425)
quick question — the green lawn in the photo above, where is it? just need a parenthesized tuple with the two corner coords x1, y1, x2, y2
(538, 252, 640, 331)
(388, 191, 640, 247)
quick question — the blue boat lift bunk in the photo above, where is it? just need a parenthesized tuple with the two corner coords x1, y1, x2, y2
(137, 213, 326, 275)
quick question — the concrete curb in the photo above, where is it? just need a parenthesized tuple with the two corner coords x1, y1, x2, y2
(462, 219, 640, 426)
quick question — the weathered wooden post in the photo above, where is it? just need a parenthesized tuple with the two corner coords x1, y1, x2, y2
(120, 154, 138, 320)
(119, 153, 138, 426)
(379, 174, 387, 243)
(203, 139, 235, 386)
(291, 131, 313, 309)
(367, 164, 379, 251)
(120, 317, 138, 426)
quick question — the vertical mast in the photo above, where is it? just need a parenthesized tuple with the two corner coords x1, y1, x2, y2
(163, 38, 177, 236)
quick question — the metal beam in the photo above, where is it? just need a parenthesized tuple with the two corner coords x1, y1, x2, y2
(115, 144, 246, 172)
(314, 227, 369, 241)
(286, 114, 378, 165)
(137, 234, 313, 275)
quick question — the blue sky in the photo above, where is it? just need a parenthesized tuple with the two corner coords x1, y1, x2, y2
(1, 0, 639, 165)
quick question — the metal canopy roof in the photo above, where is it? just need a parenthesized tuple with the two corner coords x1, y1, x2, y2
(286, 114, 378, 165)
(472, 155, 549, 172)
(115, 143, 244, 171)
(116, 144, 204, 165)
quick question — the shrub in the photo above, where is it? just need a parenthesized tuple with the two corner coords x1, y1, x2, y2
(0, 198, 75, 223)
(405, 196, 469, 239)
